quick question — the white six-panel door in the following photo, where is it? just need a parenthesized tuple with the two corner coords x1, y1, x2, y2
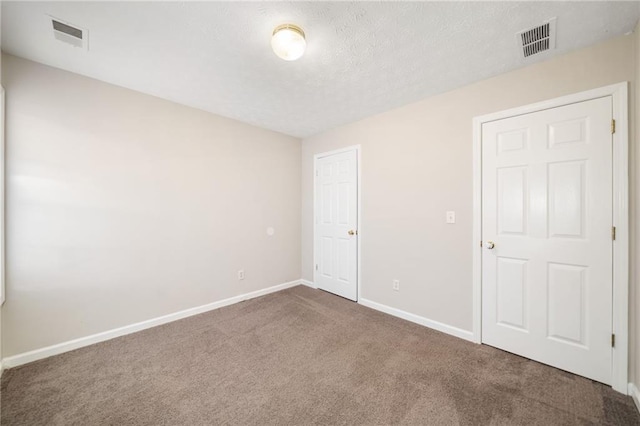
(315, 149, 358, 301)
(481, 97, 613, 384)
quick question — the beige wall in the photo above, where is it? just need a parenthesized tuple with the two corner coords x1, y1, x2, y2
(1, 54, 301, 357)
(302, 33, 637, 340)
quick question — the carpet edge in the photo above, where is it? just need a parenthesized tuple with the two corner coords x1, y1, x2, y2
(2, 279, 303, 369)
(358, 297, 475, 342)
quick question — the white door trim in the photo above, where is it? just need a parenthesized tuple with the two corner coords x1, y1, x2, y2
(472, 82, 629, 393)
(313, 145, 362, 301)
(0, 86, 5, 306)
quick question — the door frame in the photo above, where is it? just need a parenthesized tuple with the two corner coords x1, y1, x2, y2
(313, 145, 362, 301)
(1, 86, 5, 306)
(471, 82, 629, 393)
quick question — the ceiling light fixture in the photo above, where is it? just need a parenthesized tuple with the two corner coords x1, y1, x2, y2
(271, 24, 306, 61)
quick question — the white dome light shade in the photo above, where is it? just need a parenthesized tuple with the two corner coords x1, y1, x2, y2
(271, 24, 306, 61)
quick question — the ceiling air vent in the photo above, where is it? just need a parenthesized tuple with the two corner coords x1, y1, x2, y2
(50, 16, 88, 50)
(516, 18, 556, 58)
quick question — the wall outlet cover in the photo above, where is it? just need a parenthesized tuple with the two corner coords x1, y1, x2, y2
(446, 211, 456, 224)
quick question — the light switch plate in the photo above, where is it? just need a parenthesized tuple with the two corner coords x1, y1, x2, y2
(446, 211, 456, 224)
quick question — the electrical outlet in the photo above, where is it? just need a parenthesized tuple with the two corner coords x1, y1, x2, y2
(446, 211, 456, 224)
(393, 280, 400, 291)
(238, 270, 245, 280)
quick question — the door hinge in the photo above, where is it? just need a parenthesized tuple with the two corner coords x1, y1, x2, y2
(315, 264, 318, 271)
(611, 334, 616, 348)
(612, 226, 616, 241)
(480, 240, 483, 247)
(611, 119, 616, 134)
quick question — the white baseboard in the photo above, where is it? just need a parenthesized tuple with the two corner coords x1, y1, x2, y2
(3, 279, 303, 369)
(629, 383, 640, 413)
(358, 298, 475, 342)
(300, 279, 316, 289)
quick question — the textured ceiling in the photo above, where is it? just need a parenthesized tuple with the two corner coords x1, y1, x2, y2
(2, 2, 639, 138)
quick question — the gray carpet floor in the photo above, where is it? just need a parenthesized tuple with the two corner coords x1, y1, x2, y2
(1, 285, 639, 425)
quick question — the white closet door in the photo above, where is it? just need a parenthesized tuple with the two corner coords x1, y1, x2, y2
(315, 150, 358, 301)
(482, 97, 613, 384)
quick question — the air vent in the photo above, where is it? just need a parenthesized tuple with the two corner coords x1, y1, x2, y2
(50, 16, 88, 50)
(53, 20, 82, 40)
(516, 18, 556, 58)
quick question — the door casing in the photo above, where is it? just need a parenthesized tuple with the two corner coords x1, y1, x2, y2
(313, 145, 362, 301)
(1, 86, 5, 307)
(472, 82, 629, 393)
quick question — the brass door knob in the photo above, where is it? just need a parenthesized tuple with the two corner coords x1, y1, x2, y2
(348, 230, 356, 236)
(486, 241, 495, 249)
